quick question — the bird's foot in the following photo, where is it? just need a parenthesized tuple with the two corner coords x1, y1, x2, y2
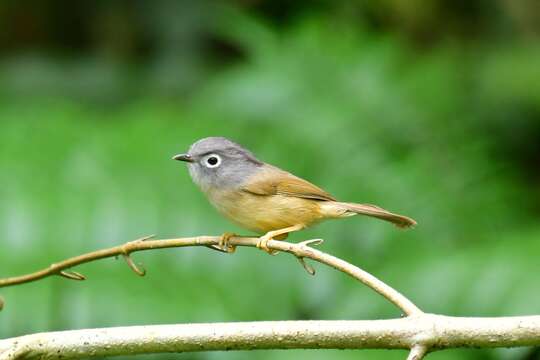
(256, 235, 279, 255)
(218, 232, 237, 253)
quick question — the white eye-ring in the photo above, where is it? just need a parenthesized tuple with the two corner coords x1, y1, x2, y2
(203, 154, 221, 168)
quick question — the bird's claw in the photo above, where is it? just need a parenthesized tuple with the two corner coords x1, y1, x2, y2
(256, 236, 279, 255)
(218, 232, 237, 253)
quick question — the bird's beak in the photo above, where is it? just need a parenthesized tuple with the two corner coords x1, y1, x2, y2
(172, 153, 194, 163)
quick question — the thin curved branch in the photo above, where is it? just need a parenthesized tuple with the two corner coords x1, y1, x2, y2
(2, 315, 540, 360)
(0, 235, 421, 315)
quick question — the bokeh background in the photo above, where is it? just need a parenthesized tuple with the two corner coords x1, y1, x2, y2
(1, 1, 539, 359)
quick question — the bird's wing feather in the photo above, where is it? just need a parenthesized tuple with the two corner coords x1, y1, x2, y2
(242, 165, 336, 201)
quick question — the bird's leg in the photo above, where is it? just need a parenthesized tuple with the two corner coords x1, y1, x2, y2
(257, 224, 305, 255)
(218, 232, 237, 253)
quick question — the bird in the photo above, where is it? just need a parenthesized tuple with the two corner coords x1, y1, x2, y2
(173, 137, 416, 254)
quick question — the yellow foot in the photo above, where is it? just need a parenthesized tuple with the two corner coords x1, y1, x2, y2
(219, 232, 237, 253)
(255, 225, 305, 255)
(256, 235, 279, 255)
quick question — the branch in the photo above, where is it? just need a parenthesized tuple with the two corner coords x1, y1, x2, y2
(0, 235, 421, 316)
(5, 235, 538, 359)
(1, 315, 540, 360)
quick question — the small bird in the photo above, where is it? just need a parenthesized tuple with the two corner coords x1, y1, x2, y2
(173, 137, 416, 253)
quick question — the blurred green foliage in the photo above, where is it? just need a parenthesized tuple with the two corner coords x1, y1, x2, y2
(0, 1, 539, 359)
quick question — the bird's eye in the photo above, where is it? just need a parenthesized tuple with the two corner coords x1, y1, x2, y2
(204, 154, 221, 168)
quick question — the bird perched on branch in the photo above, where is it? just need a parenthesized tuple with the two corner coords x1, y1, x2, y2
(173, 137, 416, 254)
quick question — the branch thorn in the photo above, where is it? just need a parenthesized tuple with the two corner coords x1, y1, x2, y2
(138, 234, 155, 242)
(299, 239, 324, 247)
(122, 254, 146, 276)
(205, 245, 230, 253)
(58, 271, 86, 281)
(297, 257, 316, 275)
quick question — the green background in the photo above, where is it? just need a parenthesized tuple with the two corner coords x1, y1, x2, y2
(1, 1, 539, 359)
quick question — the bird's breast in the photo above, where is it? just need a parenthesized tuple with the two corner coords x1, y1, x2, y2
(205, 188, 325, 234)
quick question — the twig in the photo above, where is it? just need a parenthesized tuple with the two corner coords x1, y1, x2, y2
(0, 235, 421, 316)
(1, 315, 540, 360)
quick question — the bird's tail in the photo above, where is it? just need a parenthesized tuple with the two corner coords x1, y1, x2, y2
(320, 202, 417, 228)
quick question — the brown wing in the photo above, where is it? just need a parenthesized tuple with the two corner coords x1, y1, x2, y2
(242, 165, 336, 201)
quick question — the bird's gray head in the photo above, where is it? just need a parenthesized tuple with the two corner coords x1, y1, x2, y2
(173, 137, 263, 192)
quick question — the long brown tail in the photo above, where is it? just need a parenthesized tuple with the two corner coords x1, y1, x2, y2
(322, 202, 417, 228)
